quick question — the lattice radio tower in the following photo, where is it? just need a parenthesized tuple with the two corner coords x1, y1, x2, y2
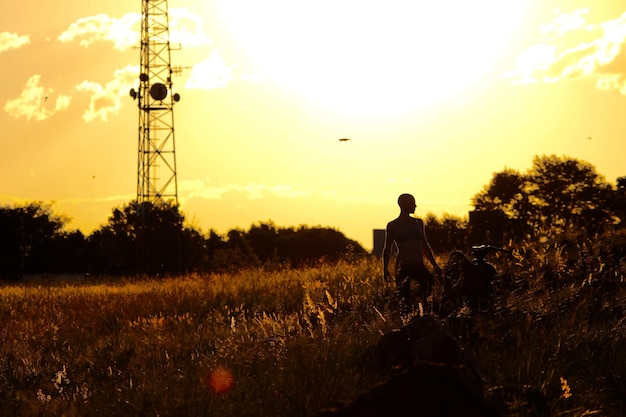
(130, 0, 181, 206)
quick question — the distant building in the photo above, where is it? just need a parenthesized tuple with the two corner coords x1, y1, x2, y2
(372, 229, 386, 257)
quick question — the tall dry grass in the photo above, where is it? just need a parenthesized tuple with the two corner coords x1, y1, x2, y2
(0, 237, 624, 416)
(0, 258, 398, 417)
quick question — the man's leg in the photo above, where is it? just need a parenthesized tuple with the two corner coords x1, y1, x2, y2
(395, 267, 412, 313)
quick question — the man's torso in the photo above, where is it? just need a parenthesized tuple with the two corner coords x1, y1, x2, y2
(389, 217, 424, 265)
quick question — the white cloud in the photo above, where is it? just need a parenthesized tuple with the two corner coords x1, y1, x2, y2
(75, 65, 138, 122)
(506, 9, 626, 93)
(4, 75, 72, 121)
(5, 65, 139, 123)
(57, 8, 211, 51)
(0, 32, 30, 53)
(539, 8, 592, 38)
(169, 8, 212, 47)
(178, 179, 307, 203)
(58, 13, 140, 50)
(53, 9, 219, 121)
(185, 50, 235, 90)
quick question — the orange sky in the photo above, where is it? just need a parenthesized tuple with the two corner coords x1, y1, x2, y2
(2, 0, 626, 250)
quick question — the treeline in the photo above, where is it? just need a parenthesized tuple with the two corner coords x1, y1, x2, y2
(2, 154, 625, 279)
(473, 155, 626, 240)
(395, 155, 626, 255)
(0, 201, 366, 279)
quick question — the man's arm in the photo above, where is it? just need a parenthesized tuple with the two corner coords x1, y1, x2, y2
(420, 221, 442, 274)
(382, 223, 395, 281)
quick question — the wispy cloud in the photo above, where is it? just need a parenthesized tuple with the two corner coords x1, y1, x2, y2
(51, 8, 225, 119)
(5, 66, 137, 122)
(185, 50, 235, 90)
(57, 8, 211, 51)
(168, 8, 212, 47)
(0, 32, 30, 53)
(4, 7, 234, 123)
(505, 9, 626, 94)
(58, 13, 140, 50)
(177, 178, 393, 215)
(57, 13, 141, 51)
(75, 65, 137, 122)
(178, 179, 307, 203)
(4, 75, 71, 121)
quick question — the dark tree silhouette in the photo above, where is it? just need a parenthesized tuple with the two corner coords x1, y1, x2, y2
(611, 177, 626, 225)
(529, 155, 614, 234)
(275, 226, 365, 265)
(473, 169, 523, 212)
(38, 230, 87, 273)
(423, 213, 467, 253)
(473, 155, 619, 241)
(203, 229, 228, 270)
(89, 200, 203, 274)
(207, 223, 366, 270)
(246, 222, 280, 262)
(218, 229, 261, 270)
(0, 202, 68, 279)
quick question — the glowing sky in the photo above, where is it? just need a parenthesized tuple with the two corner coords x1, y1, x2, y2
(2, 0, 626, 249)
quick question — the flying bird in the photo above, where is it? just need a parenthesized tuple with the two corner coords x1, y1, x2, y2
(338, 138, 351, 142)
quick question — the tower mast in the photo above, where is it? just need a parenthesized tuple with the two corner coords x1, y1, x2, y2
(130, 0, 180, 206)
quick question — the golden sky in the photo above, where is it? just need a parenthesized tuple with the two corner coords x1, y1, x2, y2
(2, 0, 626, 249)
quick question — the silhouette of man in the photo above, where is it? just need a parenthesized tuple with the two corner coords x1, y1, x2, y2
(383, 193, 442, 312)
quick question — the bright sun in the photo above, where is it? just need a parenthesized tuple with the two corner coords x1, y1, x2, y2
(219, 0, 526, 115)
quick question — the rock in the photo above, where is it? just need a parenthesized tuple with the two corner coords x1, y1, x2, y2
(316, 362, 501, 417)
(362, 315, 485, 395)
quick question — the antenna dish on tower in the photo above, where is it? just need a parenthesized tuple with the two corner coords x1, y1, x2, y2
(150, 83, 168, 101)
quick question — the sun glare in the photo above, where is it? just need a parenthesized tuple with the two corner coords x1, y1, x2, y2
(219, 0, 526, 114)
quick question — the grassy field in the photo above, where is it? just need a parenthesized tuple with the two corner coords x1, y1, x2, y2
(0, 238, 624, 416)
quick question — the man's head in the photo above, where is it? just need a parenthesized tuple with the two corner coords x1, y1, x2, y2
(398, 193, 416, 213)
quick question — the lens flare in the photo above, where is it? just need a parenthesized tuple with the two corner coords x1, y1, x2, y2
(204, 367, 235, 394)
